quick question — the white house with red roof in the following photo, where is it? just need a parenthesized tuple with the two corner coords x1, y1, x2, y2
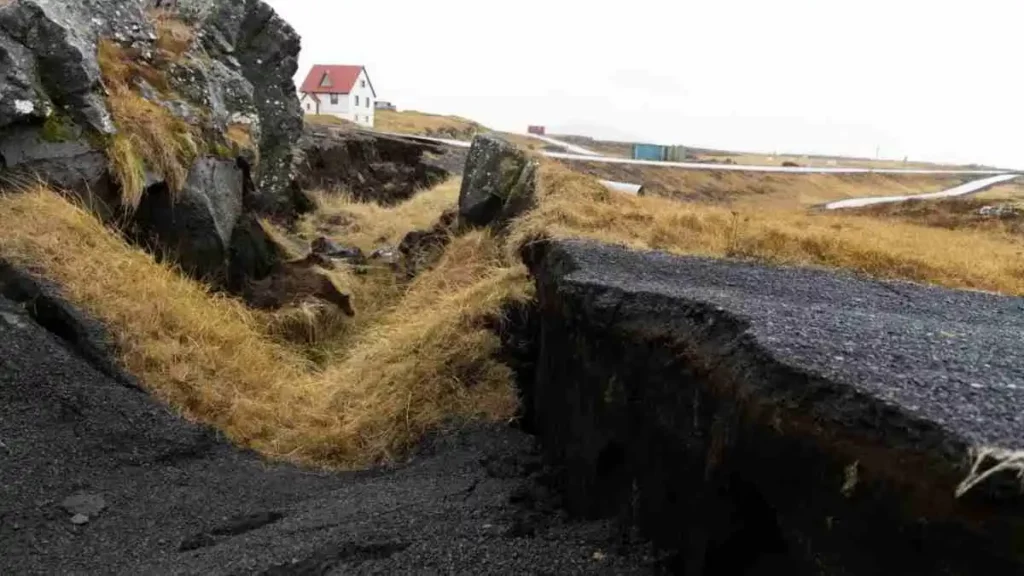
(299, 64, 377, 128)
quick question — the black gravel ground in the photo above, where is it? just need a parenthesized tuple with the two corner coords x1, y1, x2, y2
(549, 239, 1024, 450)
(0, 296, 655, 575)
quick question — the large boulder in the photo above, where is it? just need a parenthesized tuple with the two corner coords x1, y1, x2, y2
(458, 134, 538, 229)
(0, 0, 304, 215)
(132, 158, 245, 283)
(294, 124, 451, 205)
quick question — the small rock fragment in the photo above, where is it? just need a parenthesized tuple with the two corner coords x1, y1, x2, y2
(70, 514, 89, 525)
(61, 493, 107, 518)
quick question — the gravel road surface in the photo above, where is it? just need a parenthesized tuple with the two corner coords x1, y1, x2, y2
(550, 239, 1024, 451)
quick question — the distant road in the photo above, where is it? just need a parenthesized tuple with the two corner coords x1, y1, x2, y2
(541, 151, 1017, 176)
(376, 130, 1018, 177)
(520, 133, 602, 156)
(825, 174, 1020, 210)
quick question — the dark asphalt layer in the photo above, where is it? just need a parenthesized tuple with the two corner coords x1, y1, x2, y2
(0, 297, 654, 575)
(547, 239, 1024, 450)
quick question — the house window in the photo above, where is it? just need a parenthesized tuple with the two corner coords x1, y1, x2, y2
(330, 93, 338, 105)
(355, 95, 360, 106)
(305, 103, 310, 111)
(361, 80, 366, 88)
(320, 73, 332, 87)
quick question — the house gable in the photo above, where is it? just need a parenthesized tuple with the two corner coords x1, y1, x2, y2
(357, 69, 377, 99)
(300, 65, 365, 96)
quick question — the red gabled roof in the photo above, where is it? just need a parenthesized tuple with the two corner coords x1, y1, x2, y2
(300, 65, 374, 96)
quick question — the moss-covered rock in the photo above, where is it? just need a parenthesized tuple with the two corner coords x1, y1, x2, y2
(39, 112, 76, 143)
(458, 134, 539, 229)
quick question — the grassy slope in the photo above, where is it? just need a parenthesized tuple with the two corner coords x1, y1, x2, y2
(3, 159, 1023, 469)
(0, 185, 526, 469)
(373, 110, 485, 139)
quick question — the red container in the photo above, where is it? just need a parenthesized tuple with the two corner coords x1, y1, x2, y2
(527, 125, 546, 136)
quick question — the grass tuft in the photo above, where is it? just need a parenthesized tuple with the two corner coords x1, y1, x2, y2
(225, 123, 258, 159)
(97, 38, 200, 209)
(297, 179, 461, 251)
(148, 9, 195, 61)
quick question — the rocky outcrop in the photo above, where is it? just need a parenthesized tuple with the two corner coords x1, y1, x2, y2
(522, 239, 1024, 575)
(0, 0, 315, 300)
(0, 0, 149, 198)
(163, 0, 304, 214)
(294, 124, 451, 205)
(0, 0, 151, 135)
(0, 0, 303, 212)
(132, 158, 245, 283)
(458, 134, 537, 229)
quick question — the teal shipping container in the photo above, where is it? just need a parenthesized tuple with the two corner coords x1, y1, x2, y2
(632, 143, 666, 161)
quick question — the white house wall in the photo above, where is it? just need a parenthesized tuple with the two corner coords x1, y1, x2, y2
(318, 94, 350, 116)
(300, 93, 350, 116)
(347, 69, 375, 128)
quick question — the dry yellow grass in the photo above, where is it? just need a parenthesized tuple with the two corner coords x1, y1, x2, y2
(278, 178, 463, 359)
(303, 234, 528, 463)
(972, 179, 1024, 201)
(148, 9, 194, 60)
(841, 197, 1024, 236)
(0, 185, 523, 468)
(304, 114, 356, 127)
(297, 178, 461, 252)
(98, 38, 199, 208)
(374, 109, 485, 140)
(510, 163, 1024, 296)
(225, 123, 257, 158)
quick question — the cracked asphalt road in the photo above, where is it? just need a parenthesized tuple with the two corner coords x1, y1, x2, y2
(549, 239, 1024, 452)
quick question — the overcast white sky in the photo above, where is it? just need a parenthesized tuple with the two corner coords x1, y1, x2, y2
(266, 0, 1022, 168)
